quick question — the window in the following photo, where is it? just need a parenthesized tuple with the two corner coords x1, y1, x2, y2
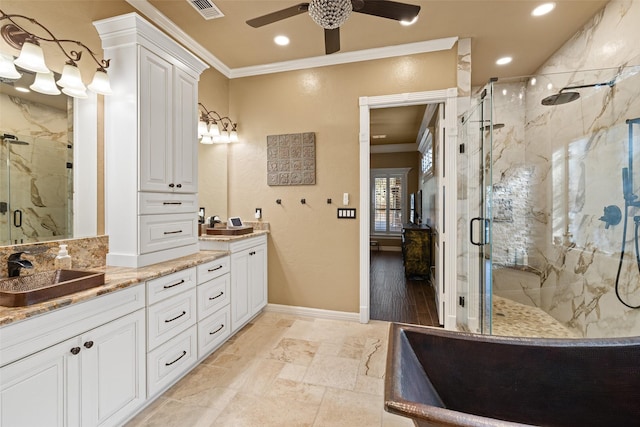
(371, 168, 410, 234)
(420, 133, 433, 176)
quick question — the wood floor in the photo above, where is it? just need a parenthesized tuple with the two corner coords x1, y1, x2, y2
(370, 251, 441, 327)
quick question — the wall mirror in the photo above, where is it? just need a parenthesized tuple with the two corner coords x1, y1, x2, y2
(0, 68, 97, 246)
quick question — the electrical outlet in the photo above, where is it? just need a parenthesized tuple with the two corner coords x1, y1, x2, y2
(255, 208, 262, 219)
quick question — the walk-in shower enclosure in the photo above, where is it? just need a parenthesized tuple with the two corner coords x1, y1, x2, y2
(459, 65, 640, 338)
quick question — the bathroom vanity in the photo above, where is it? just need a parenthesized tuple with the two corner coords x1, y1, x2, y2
(0, 249, 251, 426)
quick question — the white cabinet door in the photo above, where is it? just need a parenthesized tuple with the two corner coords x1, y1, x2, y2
(230, 249, 251, 332)
(81, 310, 146, 427)
(249, 243, 268, 315)
(0, 336, 80, 427)
(139, 47, 173, 193)
(172, 67, 198, 194)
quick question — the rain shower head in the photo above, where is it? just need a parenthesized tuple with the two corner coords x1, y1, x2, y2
(541, 79, 616, 106)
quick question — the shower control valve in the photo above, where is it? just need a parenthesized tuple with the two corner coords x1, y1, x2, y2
(599, 205, 622, 229)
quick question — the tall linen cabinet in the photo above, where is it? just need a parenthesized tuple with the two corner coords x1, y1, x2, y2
(94, 13, 208, 267)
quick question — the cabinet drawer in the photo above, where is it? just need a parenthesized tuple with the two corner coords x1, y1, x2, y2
(197, 305, 231, 360)
(197, 273, 230, 320)
(147, 290, 196, 350)
(147, 325, 197, 397)
(147, 267, 197, 305)
(139, 192, 198, 215)
(197, 256, 230, 284)
(139, 213, 197, 254)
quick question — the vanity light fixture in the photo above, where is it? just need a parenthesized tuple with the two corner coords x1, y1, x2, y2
(198, 102, 239, 144)
(0, 9, 112, 98)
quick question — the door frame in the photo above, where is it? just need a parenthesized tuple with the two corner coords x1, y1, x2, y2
(359, 88, 459, 327)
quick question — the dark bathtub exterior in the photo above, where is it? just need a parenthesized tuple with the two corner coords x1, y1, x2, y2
(385, 323, 640, 427)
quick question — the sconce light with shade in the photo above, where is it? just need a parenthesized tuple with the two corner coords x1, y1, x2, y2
(0, 9, 112, 98)
(198, 102, 239, 144)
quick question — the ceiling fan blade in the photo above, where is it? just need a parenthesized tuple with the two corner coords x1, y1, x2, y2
(325, 28, 340, 54)
(354, 0, 420, 22)
(246, 3, 310, 28)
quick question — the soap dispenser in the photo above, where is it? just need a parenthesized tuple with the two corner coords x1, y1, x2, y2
(55, 244, 72, 270)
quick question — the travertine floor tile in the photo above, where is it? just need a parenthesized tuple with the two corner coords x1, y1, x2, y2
(266, 378, 326, 405)
(131, 399, 221, 427)
(125, 397, 169, 426)
(303, 354, 360, 390)
(268, 337, 320, 366)
(313, 388, 383, 427)
(382, 410, 415, 427)
(126, 312, 396, 427)
(211, 392, 320, 427)
(278, 362, 309, 381)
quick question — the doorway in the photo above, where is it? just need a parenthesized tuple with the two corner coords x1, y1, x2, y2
(358, 89, 458, 327)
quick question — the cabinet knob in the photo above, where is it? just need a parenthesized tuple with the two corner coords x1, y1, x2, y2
(176, 184, 182, 188)
(169, 183, 175, 188)
(70, 347, 81, 355)
(84, 341, 94, 349)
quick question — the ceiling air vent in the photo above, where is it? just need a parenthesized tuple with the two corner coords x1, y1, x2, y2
(187, 0, 224, 20)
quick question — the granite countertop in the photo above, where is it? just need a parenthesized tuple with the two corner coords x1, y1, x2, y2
(0, 250, 229, 327)
(199, 229, 269, 242)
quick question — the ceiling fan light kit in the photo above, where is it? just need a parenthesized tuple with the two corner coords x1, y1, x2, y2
(247, 0, 420, 55)
(309, 0, 353, 29)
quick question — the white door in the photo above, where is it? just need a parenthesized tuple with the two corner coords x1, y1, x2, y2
(139, 47, 174, 192)
(172, 68, 198, 194)
(81, 310, 146, 427)
(0, 336, 80, 427)
(230, 249, 251, 331)
(249, 243, 268, 314)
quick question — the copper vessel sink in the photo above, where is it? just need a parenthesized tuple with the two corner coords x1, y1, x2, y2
(0, 270, 105, 307)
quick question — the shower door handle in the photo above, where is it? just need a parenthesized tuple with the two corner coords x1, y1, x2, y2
(470, 217, 489, 246)
(13, 209, 22, 228)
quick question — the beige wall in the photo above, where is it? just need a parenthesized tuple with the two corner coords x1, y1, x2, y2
(197, 68, 230, 220)
(227, 51, 456, 312)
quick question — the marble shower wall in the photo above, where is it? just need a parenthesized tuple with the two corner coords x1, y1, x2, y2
(489, 0, 640, 338)
(0, 93, 72, 245)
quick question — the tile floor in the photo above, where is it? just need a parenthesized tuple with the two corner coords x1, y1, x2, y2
(126, 312, 413, 427)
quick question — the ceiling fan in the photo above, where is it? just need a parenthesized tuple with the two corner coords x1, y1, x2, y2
(246, 0, 421, 55)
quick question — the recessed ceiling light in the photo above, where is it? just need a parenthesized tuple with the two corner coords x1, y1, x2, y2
(532, 3, 556, 17)
(496, 56, 512, 65)
(400, 16, 418, 26)
(274, 35, 290, 46)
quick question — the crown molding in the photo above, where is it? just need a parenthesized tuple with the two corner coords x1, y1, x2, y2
(229, 37, 458, 78)
(126, 0, 457, 79)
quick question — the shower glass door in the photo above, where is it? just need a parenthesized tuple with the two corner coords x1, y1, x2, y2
(458, 86, 494, 334)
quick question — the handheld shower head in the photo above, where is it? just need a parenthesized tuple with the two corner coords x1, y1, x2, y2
(541, 79, 616, 106)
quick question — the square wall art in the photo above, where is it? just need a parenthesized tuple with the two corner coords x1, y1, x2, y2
(267, 132, 316, 186)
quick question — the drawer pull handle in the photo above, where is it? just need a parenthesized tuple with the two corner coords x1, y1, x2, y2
(163, 202, 183, 205)
(163, 279, 185, 289)
(209, 324, 224, 335)
(70, 346, 81, 355)
(165, 311, 187, 323)
(176, 184, 182, 188)
(164, 230, 183, 235)
(209, 291, 224, 301)
(84, 341, 94, 349)
(249, 251, 256, 256)
(165, 350, 187, 366)
(208, 265, 223, 272)
(169, 183, 175, 188)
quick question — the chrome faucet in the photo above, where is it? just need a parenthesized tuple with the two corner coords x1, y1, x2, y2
(8, 252, 33, 277)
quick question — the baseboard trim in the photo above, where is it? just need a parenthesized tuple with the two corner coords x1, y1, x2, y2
(265, 304, 360, 322)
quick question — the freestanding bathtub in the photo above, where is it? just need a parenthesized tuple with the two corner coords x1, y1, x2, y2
(385, 323, 640, 426)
